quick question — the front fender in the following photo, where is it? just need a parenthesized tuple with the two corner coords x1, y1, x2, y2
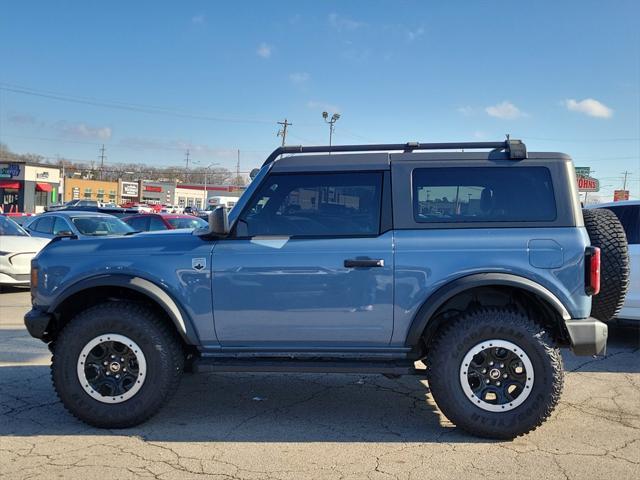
(404, 272, 572, 347)
(48, 274, 199, 345)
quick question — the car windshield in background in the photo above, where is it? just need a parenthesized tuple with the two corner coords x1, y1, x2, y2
(0, 216, 29, 236)
(166, 217, 207, 229)
(71, 216, 134, 236)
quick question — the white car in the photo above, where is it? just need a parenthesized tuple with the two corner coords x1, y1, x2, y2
(587, 200, 639, 322)
(0, 216, 50, 286)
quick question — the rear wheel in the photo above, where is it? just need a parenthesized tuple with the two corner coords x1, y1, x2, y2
(426, 307, 563, 439)
(52, 302, 184, 428)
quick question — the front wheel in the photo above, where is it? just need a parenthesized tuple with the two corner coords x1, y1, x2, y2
(426, 307, 564, 439)
(52, 302, 184, 428)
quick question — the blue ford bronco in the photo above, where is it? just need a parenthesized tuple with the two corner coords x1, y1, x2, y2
(24, 140, 629, 439)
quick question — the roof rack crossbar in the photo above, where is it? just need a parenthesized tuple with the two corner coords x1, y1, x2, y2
(262, 139, 527, 167)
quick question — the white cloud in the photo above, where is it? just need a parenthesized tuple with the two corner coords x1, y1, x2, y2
(457, 106, 475, 116)
(328, 13, 365, 31)
(485, 101, 524, 120)
(256, 42, 272, 59)
(406, 26, 425, 42)
(289, 72, 310, 85)
(563, 98, 613, 119)
(191, 14, 205, 24)
(56, 122, 112, 140)
(307, 100, 341, 114)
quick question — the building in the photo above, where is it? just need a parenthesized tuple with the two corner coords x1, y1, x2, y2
(64, 177, 120, 204)
(0, 161, 61, 213)
(139, 180, 176, 206)
(174, 184, 244, 209)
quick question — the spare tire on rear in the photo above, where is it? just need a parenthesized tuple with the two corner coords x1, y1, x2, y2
(582, 208, 630, 322)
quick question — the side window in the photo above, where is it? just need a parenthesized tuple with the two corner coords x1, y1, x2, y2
(606, 206, 639, 244)
(412, 167, 557, 223)
(26, 219, 40, 231)
(34, 216, 54, 233)
(239, 172, 383, 237)
(148, 217, 167, 231)
(52, 217, 71, 235)
(126, 217, 149, 231)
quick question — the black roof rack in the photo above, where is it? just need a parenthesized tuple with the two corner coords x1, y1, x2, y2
(262, 139, 527, 167)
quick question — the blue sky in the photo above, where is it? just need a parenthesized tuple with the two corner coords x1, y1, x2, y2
(1, 0, 638, 199)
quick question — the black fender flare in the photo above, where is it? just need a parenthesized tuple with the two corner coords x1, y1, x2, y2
(404, 273, 571, 347)
(48, 274, 198, 344)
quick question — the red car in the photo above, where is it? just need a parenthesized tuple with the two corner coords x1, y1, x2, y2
(121, 213, 207, 232)
(1, 212, 36, 227)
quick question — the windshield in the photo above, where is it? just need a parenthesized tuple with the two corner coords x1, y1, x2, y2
(71, 216, 134, 236)
(166, 217, 208, 229)
(0, 216, 29, 236)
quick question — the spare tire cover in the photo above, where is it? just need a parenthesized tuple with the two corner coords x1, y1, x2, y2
(582, 208, 630, 322)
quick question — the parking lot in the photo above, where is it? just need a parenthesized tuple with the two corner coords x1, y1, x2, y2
(1, 287, 638, 480)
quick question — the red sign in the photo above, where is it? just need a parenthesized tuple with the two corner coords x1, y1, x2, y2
(613, 190, 629, 202)
(577, 176, 599, 192)
(144, 185, 162, 192)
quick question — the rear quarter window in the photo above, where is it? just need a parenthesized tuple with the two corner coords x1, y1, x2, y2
(412, 167, 557, 223)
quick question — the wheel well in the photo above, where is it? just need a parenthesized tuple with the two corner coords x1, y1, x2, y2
(419, 285, 568, 354)
(46, 286, 190, 351)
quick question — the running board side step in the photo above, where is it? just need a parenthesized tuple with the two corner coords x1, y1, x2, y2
(192, 358, 423, 375)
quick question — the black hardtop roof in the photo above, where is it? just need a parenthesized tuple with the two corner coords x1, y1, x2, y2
(266, 139, 572, 171)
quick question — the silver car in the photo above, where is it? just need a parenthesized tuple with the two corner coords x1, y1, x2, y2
(0, 216, 49, 286)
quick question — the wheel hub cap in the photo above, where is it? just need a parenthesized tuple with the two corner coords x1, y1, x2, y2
(459, 339, 535, 412)
(77, 334, 147, 404)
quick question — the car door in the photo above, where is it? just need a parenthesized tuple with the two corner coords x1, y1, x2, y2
(211, 170, 394, 347)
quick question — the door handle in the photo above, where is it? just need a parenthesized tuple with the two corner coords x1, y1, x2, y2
(344, 259, 385, 268)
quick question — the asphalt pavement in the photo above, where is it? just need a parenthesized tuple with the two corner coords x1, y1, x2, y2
(1, 287, 639, 479)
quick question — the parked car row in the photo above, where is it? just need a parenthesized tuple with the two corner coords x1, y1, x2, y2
(0, 209, 209, 286)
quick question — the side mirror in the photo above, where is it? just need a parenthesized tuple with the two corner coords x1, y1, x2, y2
(249, 168, 260, 180)
(55, 230, 74, 237)
(197, 206, 229, 237)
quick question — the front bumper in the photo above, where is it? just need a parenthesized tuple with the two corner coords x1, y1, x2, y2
(565, 317, 608, 356)
(24, 307, 53, 340)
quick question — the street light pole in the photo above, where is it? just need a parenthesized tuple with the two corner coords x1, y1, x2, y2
(322, 111, 341, 151)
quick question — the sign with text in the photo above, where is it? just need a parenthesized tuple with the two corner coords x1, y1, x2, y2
(121, 181, 139, 197)
(613, 190, 629, 202)
(0, 164, 21, 179)
(575, 166, 591, 177)
(577, 176, 599, 192)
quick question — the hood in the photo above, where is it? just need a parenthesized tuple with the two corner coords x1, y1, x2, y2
(38, 228, 205, 257)
(0, 235, 50, 254)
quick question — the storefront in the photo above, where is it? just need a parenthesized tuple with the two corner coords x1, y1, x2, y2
(63, 178, 120, 204)
(139, 181, 176, 206)
(0, 162, 61, 213)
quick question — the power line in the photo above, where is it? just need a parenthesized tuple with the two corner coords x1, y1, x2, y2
(0, 83, 275, 125)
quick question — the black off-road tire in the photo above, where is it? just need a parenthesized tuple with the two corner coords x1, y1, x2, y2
(582, 208, 630, 322)
(426, 308, 564, 439)
(51, 302, 184, 428)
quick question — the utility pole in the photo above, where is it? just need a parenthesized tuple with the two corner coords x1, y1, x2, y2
(98, 144, 106, 180)
(621, 171, 632, 190)
(185, 149, 191, 171)
(322, 111, 340, 151)
(236, 149, 241, 190)
(277, 119, 292, 147)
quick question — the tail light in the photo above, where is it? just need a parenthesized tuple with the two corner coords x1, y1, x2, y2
(585, 247, 600, 296)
